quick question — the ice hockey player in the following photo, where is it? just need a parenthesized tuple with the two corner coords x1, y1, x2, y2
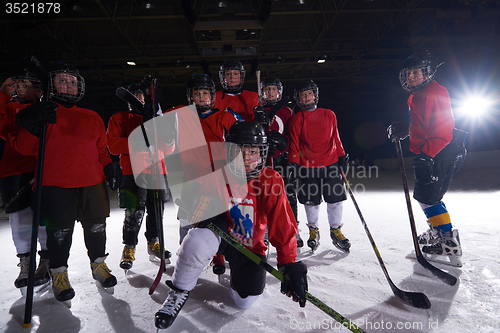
(253, 75, 303, 248)
(175, 74, 236, 275)
(155, 121, 307, 330)
(388, 50, 467, 266)
(12, 62, 123, 302)
(287, 79, 350, 253)
(213, 58, 259, 122)
(107, 83, 174, 270)
(0, 73, 50, 294)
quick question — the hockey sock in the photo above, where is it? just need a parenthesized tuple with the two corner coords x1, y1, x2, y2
(326, 202, 343, 229)
(420, 202, 452, 233)
(304, 204, 320, 226)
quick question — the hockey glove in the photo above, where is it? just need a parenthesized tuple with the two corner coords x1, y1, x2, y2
(337, 154, 349, 174)
(387, 120, 409, 141)
(278, 261, 308, 307)
(16, 102, 58, 137)
(287, 162, 299, 184)
(104, 162, 124, 191)
(413, 153, 437, 185)
(267, 130, 288, 158)
(253, 105, 269, 128)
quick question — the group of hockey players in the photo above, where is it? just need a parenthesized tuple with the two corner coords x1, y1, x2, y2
(0, 49, 466, 329)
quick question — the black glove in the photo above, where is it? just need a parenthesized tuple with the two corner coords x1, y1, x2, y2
(253, 106, 269, 128)
(387, 120, 409, 141)
(16, 102, 58, 137)
(279, 261, 308, 307)
(337, 154, 349, 174)
(267, 130, 287, 158)
(413, 153, 437, 185)
(104, 162, 124, 191)
(287, 162, 299, 184)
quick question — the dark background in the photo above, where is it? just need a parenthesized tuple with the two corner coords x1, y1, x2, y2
(1, 0, 499, 161)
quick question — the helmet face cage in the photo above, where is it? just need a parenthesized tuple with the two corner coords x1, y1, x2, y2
(186, 75, 216, 113)
(219, 60, 245, 92)
(127, 84, 145, 112)
(12, 73, 42, 104)
(294, 83, 319, 111)
(226, 143, 268, 181)
(48, 66, 85, 103)
(261, 78, 283, 106)
(399, 65, 434, 92)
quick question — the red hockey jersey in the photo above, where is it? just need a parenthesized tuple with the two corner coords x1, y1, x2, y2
(11, 103, 112, 188)
(288, 108, 345, 167)
(214, 90, 259, 122)
(408, 80, 455, 158)
(0, 92, 36, 178)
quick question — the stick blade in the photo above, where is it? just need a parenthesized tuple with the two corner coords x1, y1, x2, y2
(115, 87, 144, 113)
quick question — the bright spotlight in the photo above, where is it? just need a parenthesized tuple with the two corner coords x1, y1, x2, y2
(459, 96, 491, 117)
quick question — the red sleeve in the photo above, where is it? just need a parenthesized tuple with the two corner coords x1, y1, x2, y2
(287, 113, 302, 164)
(97, 116, 113, 168)
(107, 112, 132, 156)
(331, 111, 346, 158)
(409, 82, 454, 157)
(265, 170, 297, 265)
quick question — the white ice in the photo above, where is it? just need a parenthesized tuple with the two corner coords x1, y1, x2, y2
(1, 167, 499, 333)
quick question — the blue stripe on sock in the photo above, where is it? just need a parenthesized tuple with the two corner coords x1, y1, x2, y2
(423, 202, 448, 219)
(435, 223, 452, 233)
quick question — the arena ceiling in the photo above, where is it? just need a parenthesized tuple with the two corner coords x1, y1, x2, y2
(2, 0, 500, 155)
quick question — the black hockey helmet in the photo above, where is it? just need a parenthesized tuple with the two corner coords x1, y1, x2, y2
(226, 121, 268, 180)
(126, 83, 145, 112)
(12, 71, 42, 104)
(261, 76, 283, 106)
(399, 50, 441, 92)
(47, 62, 85, 103)
(186, 74, 216, 113)
(294, 79, 319, 111)
(219, 58, 245, 92)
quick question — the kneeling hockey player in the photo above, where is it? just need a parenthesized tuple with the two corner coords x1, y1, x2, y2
(155, 121, 308, 329)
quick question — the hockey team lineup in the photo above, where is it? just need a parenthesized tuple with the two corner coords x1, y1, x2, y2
(0, 50, 487, 333)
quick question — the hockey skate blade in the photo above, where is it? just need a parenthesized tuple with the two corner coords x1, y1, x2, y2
(406, 251, 463, 267)
(96, 281, 115, 295)
(19, 281, 51, 297)
(149, 255, 171, 265)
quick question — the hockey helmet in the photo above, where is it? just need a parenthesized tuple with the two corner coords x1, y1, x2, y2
(48, 62, 85, 103)
(399, 50, 441, 92)
(294, 79, 319, 111)
(219, 58, 245, 92)
(261, 76, 283, 106)
(226, 121, 268, 180)
(186, 74, 216, 113)
(12, 71, 42, 104)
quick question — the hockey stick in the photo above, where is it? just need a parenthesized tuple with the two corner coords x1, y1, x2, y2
(394, 138, 457, 286)
(147, 77, 167, 295)
(21, 55, 50, 328)
(0, 178, 34, 214)
(115, 87, 145, 114)
(207, 223, 367, 333)
(256, 70, 262, 108)
(341, 171, 431, 309)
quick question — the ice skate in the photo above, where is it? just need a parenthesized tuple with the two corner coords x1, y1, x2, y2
(211, 253, 226, 275)
(119, 245, 136, 270)
(330, 226, 351, 253)
(417, 227, 440, 246)
(14, 254, 30, 291)
(91, 256, 117, 294)
(155, 280, 190, 330)
(34, 251, 51, 287)
(422, 229, 462, 267)
(307, 225, 320, 252)
(148, 238, 172, 265)
(51, 266, 75, 305)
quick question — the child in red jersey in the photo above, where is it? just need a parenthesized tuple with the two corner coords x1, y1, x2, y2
(154, 122, 307, 330)
(0, 73, 50, 293)
(388, 50, 467, 266)
(288, 79, 350, 253)
(13, 62, 123, 302)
